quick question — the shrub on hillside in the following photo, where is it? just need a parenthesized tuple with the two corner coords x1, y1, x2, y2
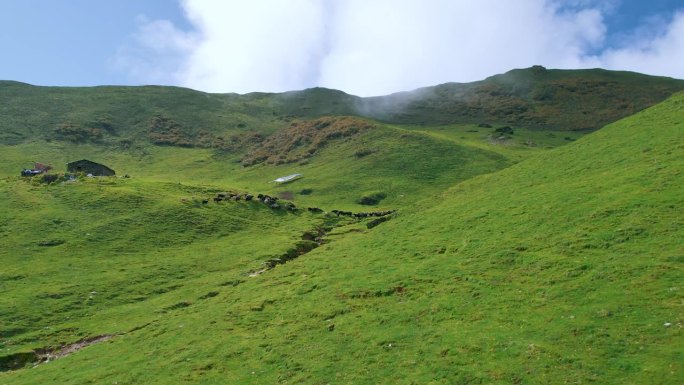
(147, 115, 194, 147)
(494, 126, 514, 135)
(357, 192, 387, 205)
(354, 148, 375, 158)
(52, 121, 104, 143)
(242, 116, 374, 166)
(87, 115, 117, 134)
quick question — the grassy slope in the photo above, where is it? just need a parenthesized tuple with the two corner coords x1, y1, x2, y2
(0, 177, 326, 353)
(2, 67, 682, 146)
(1, 91, 681, 384)
(0, 81, 282, 145)
(364, 67, 684, 130)
(0, 122, 514, 211)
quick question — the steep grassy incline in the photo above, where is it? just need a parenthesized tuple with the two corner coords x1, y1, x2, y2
(2, 97, 681, 383)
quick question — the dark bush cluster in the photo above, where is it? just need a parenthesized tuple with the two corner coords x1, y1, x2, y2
(242, 116, 374, 166)
(357, 192, 387, 205)
(147, 115, 194, 147)
(52, 121, 103, 143)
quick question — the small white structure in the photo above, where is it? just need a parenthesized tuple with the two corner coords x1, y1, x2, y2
(272, 173, 302, 183)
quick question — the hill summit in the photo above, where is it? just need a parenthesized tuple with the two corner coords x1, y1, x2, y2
(1, 67, 683, 147)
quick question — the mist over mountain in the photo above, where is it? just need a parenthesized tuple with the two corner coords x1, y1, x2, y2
(2, 66, 683, 149)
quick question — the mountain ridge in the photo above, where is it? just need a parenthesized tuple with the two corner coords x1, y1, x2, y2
(2, 66, 683, 147)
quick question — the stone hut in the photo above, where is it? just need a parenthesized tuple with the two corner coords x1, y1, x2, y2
(67, 159, 115, 176)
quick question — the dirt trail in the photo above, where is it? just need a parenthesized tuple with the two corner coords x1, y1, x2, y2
(35, 334, 116, 362)
(249, 227, 327, 277)
(1, 321, 157, 372)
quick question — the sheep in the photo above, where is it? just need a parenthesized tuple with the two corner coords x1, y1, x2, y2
(285, 202, 297, 211)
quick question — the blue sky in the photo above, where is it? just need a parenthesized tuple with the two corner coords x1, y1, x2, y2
(1, 0, 683, 96)
(0, 0, 188, 85)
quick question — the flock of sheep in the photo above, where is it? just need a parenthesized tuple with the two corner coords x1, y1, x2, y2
(193, 191, 396, 219)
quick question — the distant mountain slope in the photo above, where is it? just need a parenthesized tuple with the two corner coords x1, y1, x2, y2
(0, 81, 280, 146)
(362, 66, 684, 129)
(2, 67, 682, 146)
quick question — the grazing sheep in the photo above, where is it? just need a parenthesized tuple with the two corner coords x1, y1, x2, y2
(285, 202, 297, 211)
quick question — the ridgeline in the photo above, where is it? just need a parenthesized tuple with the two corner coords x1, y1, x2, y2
(1, 66, 682, 147)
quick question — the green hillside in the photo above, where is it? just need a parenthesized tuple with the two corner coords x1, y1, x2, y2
(1, 83, 682, 385)
(363, 66, 684, 129)
(0, 118, 515, 211)
(2, 67, 682, 147)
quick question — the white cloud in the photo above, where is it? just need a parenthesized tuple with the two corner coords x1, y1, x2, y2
(111, 17, 197, 85)
(590, 11, 684, 78)
(178, 0, 330, 93)
(115, 0, 684, 96)
(316, 0, 606, 94)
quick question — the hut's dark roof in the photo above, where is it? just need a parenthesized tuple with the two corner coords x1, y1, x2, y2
(67, 159, 115, 175)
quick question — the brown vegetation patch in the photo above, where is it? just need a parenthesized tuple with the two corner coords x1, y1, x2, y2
(147, 115, 195, 147)
(371, 68, 683, 130)
(52, 121, 104, 143)
(242, 116, 374, 166)
(147, 114, 264, 150)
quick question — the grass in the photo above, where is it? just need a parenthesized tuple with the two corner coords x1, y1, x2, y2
(361, 67, 684, 129)
(0, 119, 516, 211)
(0, 86, 682, 383)
(0, 177, 323, 352)
(2, 67, 682, 146)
